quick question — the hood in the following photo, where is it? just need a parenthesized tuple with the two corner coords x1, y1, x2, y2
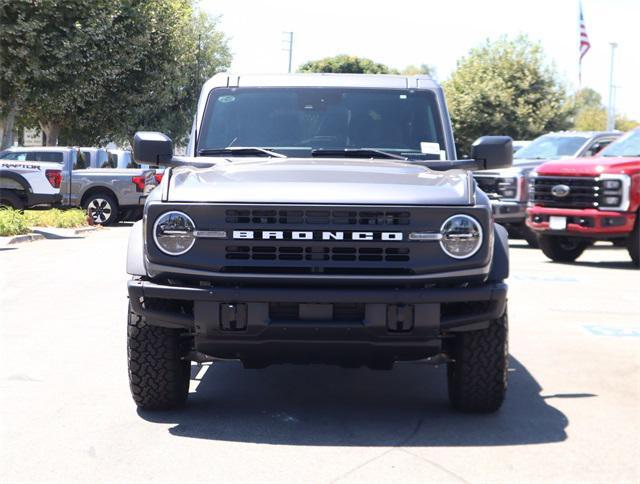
(166, 158, 473, 205)
(536, 156, 640, 177)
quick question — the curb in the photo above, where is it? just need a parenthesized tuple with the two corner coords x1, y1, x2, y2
(3, 233, 45, 245)
(31, 225, 99, 238)
(73, 226, 100, 235)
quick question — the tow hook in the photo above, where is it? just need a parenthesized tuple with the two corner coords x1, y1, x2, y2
(423, 353, 453, 365)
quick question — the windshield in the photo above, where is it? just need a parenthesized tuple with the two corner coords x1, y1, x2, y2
(599, 129, 640, 157)
(198, 87, 446, 159)
(514, 135, 590, 162)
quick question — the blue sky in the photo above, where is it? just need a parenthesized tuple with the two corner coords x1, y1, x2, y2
(201, 0, 640, 120)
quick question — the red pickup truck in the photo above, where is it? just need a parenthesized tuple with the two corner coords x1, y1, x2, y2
(526, 128, 640, 266)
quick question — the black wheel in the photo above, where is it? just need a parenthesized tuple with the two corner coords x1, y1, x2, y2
(538, 235, 588, 262)
(127, 304, 190, 410)
(522, 227, 540, 248)
(447, 310, 508, 413)
(627, 212, 640, 267)
(0, 190, 25, 210)
(84, 192, 118, 225)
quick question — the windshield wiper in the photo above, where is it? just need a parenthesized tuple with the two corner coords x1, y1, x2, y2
(198, 147, 287, 158)
(311, 148, 408, 161)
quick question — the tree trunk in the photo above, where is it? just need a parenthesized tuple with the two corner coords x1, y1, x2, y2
(0, 104, 17, 149)
(40, 121, 61, 146)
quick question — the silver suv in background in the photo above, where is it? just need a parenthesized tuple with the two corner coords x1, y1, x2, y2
(0, 146, 154, 224)
(474, 131, 620, 246)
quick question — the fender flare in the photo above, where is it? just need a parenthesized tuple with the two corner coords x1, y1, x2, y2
(80, 184, 118, 207)
(0, 169, 32, 193)
(126, 220, 147, 276)
(488, 223, 509, 282)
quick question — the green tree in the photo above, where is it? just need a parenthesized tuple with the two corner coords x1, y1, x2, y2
(569, 87, 638, 132)
(615, 115, 639, 132)
(574, 87, 602, 111)
(299, 55, 391, 74)
(443, 36, 572, 155)
(0, 0, 230, 147)
(95, 6, 230, 146)
(1, 0, 137, 145)
(574, 107, 607, 131)
(571, 87, 606, 131)
(0, 0, 48, 148)
(399, 64, 436, 77)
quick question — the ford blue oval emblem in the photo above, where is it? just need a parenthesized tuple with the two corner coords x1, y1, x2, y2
(551, 184, 571, 198)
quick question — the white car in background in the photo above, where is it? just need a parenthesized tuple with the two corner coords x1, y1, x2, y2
(0, 148, 62, 209)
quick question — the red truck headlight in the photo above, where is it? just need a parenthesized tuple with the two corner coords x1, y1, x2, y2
(598, 174, 630, 211)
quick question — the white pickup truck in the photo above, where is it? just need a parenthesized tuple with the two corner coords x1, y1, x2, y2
(0, 146, 155, 224)
(0, 149, 62, 210)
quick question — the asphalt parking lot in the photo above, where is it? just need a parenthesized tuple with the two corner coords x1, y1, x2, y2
(1, 225, 638, 483)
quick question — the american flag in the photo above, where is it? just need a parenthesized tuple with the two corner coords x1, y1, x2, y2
(579, 2, 591, 83)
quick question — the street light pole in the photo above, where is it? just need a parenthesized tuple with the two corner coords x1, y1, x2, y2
(283, 32, 294, 73)
(607, 42, 618, 131)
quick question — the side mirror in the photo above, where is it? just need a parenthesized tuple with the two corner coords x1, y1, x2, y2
(471, 136, 513, 170)
(133, 131, 173, 165)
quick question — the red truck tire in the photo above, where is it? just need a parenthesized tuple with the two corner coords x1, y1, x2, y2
(539, 235, 590, 263)
(628, 212, 640, 267)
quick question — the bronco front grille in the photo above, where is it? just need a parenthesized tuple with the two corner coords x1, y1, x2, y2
(531, 176, 599, 208)
(225, 209, 410, 225)
(225, 245, 410, 262)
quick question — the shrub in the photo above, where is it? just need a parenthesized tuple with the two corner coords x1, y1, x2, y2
(0, 209, 30, 236)
(23, 209, 88, 228)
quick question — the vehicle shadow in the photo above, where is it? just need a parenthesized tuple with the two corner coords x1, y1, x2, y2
(508, 241, 533, 249)
(31, 231, 83, 240)
(544, 259, 636, 271)
(138, 355, 576, 447)
(111, 221, 135, 228)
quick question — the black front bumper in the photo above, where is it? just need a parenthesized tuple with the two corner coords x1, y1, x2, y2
(128, 279, 507, 364)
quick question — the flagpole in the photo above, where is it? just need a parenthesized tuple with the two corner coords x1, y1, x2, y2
(607, 43, 618, 130)
(578, 1, 590, 88)
(578, 1, 582, 87)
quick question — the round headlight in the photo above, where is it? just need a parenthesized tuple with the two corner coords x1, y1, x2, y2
(153, 211, 196, 256)
(440, 215, 483, 259)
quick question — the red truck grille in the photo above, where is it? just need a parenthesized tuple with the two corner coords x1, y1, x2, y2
(531, 176, 599, 208)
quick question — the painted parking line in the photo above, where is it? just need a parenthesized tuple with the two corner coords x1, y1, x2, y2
(583, 325, 640, 337)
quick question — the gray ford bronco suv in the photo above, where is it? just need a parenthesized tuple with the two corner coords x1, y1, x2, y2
(127, 73, 512, 413)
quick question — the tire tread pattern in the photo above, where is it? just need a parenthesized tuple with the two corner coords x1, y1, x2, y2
(127, 307, 190, 410)
(447, 312, 508, 413)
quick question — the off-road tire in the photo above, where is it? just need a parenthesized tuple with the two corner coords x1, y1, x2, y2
(627, 212, 640, 267)
(539, 235, 588, 262)
(447, 311, 508, 413)
(127, 305, 190, 410)
(84, 192, 119, 225)
(0, 190, 25, 210)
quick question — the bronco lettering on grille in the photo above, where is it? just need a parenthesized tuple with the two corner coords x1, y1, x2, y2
(232, 230, 404, 241)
